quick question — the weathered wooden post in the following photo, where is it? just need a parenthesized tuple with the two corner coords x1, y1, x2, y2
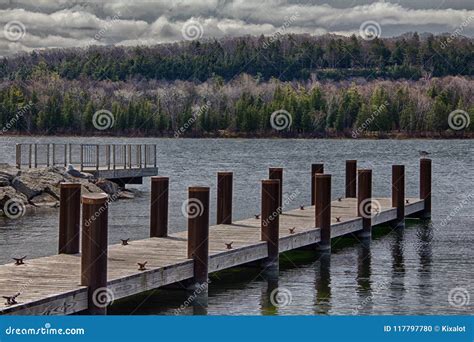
(216, 172, 233, 224)
(150, 176, 169, 237)
(392, 165, 405, 228)
(81, 193, 109, 315)
(95, 144, 99, 171)
(345, 160, 357, 198)
(15, 144, 21, 169)
(268, 167, 283, 208)
(311, 163, 324, 206)
(315, 174, 331, 251)
(357, 169, 372, 238)
(420, 158, 432, 218)
(261, 179, 280, 270)
(58, 183, 81, 254)
(187, 187, 210, 288)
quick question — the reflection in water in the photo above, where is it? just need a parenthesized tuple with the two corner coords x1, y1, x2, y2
(191, 291, 209, 316)
(356, 239, 372, 314)
(416, 219, 434, 307)
(260, 272, 279, 315)
(390, 228, 406, 298)
(314, 251, 331, 314)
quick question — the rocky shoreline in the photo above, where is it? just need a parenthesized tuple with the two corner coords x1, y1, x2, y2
(0, 164, 135, 219)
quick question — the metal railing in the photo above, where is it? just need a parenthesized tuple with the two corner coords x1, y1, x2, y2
(16, 143, 157, 171)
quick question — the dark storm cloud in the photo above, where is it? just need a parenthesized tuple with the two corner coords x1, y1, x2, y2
(0, 0, 473, 56)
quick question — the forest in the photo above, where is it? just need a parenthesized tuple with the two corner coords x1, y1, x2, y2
(0, 33, 473, 137)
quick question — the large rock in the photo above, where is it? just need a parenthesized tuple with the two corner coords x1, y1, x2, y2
(95, 179, 119, 195)
(11, 168, 66, 199)
(30, 192, 59, 208)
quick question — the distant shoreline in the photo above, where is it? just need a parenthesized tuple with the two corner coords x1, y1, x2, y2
(0, 131, 472, 140)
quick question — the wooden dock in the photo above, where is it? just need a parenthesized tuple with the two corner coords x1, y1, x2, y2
(0, 159, 432, 315)
(15, 143, 158, 185)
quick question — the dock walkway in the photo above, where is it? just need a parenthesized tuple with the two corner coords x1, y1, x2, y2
(0, 159, 432, 315)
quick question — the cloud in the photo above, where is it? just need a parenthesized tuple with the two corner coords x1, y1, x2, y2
(0, 1, 473, 56)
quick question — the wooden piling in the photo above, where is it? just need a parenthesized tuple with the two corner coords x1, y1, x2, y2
(216, 172, 233, 224)
(345, 160, 357, 198)
(392, 165, 405, 228)
(357, 169, 372, 237)
(58, 183, 81, 254)
(81, 193, 109, 315)
(420, 158, 432, 218)
(315, 174, 331, 250)
(268, 167, 283, 208)
(311, 163, 324, 206)
(261, 179, 280, 266)
(150, 176, 169, 237)
(187, 187, 210, 286)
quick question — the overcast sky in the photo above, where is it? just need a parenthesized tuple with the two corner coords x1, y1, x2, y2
(0, 0, 473, 56)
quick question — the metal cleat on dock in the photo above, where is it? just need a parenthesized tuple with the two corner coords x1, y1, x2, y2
(13, 256, 26, 266)
(255, 214, 260, 219)
(225, 242, 233, 249)
(289, 227, 296, 234)
(121, 238, 130, 246)
(337, 197, 342, 202)
(335, 216, 341, 222)
(137, 262, 148, 271)
(3, 293, 20, 306)
(300, 205, 304, 210)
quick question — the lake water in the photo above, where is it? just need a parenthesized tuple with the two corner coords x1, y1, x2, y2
(0, 136, 473, 315)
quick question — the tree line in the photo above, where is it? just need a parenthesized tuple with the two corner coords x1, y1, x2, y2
(1, 33, 473, 83)
(0, 74, 472, 137)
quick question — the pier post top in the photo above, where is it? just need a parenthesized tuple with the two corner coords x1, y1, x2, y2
(217, 171, 233, 175)
(188, 186, 210, 192)
(420, 158, 432, 163)
(151, 176, 169, 181)
(358, 169, 372, 173)
(346, 159, 357, 163)
(60, 182, 82, 189)
(269, 167, 283, 171)
(315, 174, 331, 179)
(81, 193, 109, 204)
(262, 179, 280, 184)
